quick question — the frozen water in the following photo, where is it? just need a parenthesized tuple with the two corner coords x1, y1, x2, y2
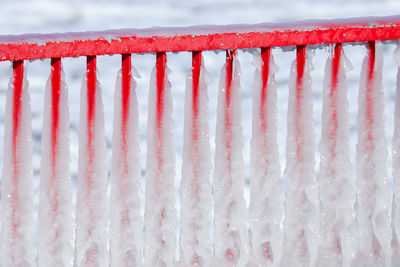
(144, 59, 177, 267)
(354, 43, 392, 267)
(74, 69, 108, 267)
(38, 63, 73, 266)
(281, 47, 318, 267)
(212, 52, 249, 267)
(0, 63, 35, 266)
(316, 45, 356, 267)
(248, 50, 283, 267)
(110, 68, 143, 266)
(180, 53, 212, 266)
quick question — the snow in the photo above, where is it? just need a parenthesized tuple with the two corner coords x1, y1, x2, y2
(38, 63, 73, 266)
(109, 69, 143, 266)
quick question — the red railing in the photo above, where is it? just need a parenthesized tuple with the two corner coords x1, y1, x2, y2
(1, 15, 400, 266)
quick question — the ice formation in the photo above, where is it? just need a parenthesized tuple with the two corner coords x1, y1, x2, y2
(144, 53, 177, 267)
(281, 47, 318, 267)
(0, 62, 35, 266)
(75, 61, 108, 267)
(38, 60, 73, 266)
(110, 63, 143, 266)
(248, 48, 283, 267)
(393, 44, 400, 266)
(316, 45, 355, 267)
(354, 42, 392, 266)
(212, 50, 249, 267)
(180, 52, 212, 266)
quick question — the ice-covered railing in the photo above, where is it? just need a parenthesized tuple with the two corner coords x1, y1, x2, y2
(1, 16, 400, 267)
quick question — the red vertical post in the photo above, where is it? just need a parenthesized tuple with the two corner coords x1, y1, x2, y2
(366, 41, 375, 146)
(295, 45, 306, 162)
(156, 52, 166, 174)
(260, 47, 271, 135)
(49, 58, 61, 218)
(11, 60, 24, 238)
(121, 54, 131, 176)
(86, 55, 96, 190)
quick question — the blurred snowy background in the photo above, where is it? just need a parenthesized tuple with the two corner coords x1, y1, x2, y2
(0, 0, 399, 257)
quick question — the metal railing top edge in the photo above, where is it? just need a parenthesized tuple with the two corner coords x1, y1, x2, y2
(0, 15, 400, 62)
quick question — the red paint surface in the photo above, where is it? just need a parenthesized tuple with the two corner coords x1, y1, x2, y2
(1, 16, 400, 61)
(225, 50, 235, 183)
(11, 60, 23, 239)
(191, 51, 202, 200)
(329, 44, 341, 159)
(85, 55, 96, 264)
(120, 54, 131, 226)
(295, 46, 306, 162)
(260, 47, 270, 143)
(49, 58, 61, 228)
(366, 41, 375, 149)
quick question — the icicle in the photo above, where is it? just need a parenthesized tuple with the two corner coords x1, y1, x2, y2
(392, 43, 400, 267)
(248, 48, 283, 267)
(281, 46, 318, 267)
(180, 51, 212, 266)
(0, 61, 35, 266)
(144, 52, 176, 267)
(75, 56, 108, 267)
(180, 52, 212, 266)
(110, 55, 143, 267)
(212, 50, 249, 267)
(316, 44, 355, 267)
(354, 42, 392, 266)
(38, 59, 73, 266)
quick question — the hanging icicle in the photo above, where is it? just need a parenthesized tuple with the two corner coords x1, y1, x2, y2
(110, 54, 143, 267)
(354, 42, 392, 267)
(281, 46, 318, 267)
(316, 44, 355, 267)
(38, 58, 73, 267)
(212, 50, 249, 267)
(75, 56, 108, 267)
(180, 51, 212, 266)
(144, 52, 177, 267)
(0, 61, 35, 266)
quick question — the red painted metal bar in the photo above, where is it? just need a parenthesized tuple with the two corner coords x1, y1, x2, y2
(295, 45, 306, 162)
(329, 44, 341, 158)
(260, 47, 271, 135)
(0, 16, 400, 61)
(11, 60, 24, 238)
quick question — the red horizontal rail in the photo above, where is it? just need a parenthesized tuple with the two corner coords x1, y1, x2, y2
(0, 16, 400, 61)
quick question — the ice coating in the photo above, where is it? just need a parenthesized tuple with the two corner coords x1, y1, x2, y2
(212, 50, 249, 266)
(110, 62, 143, 266)
(38, 59, 73, 266)
(316, 45, 355, 267)
(393, 44, 400, 266)
(75, 59, 108, 267)
(180, 52, 212, 266)
(248, 48, 283, 266)
(144, 53, 176, 267)
(354, 42, 392, 266)
(0, 62, 35, 266)
(281, 47, 318, 267)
